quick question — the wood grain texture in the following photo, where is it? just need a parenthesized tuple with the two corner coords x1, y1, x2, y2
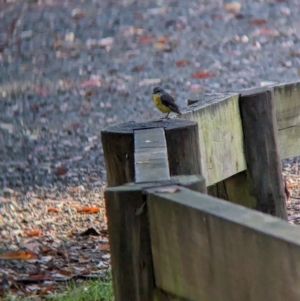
(277, 126, 300, 159)
(147, 186, 300, 301)
(239, 88, 287, 219)
(153, 288, 192, 301)
(121, 175, 206, 196)
(164, 120, 202, 178)
(105, 186, 154, 301)
(101, 119, 201, 187)
(181, 93, 246, 186)
(273, 81, 300, 159)
(104, 175, 205, 301)
(208, 171, 256, 209)
(274, 81, 300, 130)
(134, 128, 170, 183)
(179, 80, 300, 185)
(101, 130, 134, 187)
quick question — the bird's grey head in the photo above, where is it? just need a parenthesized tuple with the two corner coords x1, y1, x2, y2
(152, 86, 164, 94)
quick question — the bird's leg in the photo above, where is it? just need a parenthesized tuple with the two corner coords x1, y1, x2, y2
(164, 112, 170, 119)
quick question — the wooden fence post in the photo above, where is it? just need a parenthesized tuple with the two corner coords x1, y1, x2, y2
(105, 186, 153, 301)
(164, 121, 202, 177)
(101, 119, 202, 187)
(105, 175, 206, 301)
(239, 88, 287, 220)
(103, 120, 205, 301)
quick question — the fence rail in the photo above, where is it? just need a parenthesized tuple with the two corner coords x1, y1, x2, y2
(183, 82, 300, 186)
(101, 81, 300, 301)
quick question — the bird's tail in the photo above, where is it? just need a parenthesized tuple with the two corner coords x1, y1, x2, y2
(169, 103, 182, 116)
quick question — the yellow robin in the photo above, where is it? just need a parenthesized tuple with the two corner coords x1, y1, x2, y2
(152, 86, 182, 118)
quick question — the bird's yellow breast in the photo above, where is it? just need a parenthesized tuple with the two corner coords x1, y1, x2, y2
(152, 94, 171, 113)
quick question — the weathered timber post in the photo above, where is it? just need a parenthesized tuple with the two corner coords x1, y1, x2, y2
(207, 171, 257, 209)
(102, 122, 205, 301)
(101, 119, 202, 187)
(105, 176, 206, 301)
(239, 88, 287, 220)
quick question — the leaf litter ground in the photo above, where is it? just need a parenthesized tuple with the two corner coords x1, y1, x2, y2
(0, 187, 110, 298)
(1, 0, 300, 298)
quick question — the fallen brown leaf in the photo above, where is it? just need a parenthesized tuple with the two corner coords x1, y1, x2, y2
(47, 207, 59, 213)
(99, 243, 110, 250)
(51, 270, 74, 281)
(77, 206, 102, 214)
(192, 71, 215, 79)
(139, 36, 152, 43)
(249, 19, 266, 25)
(176, 59, 190, 67)
(56, 269, 72, 276)
(78, 256, 90, 263)
(287, 183, 296, 189)
(154, 36, 169, 50)
(67, 230, 75, 237)
(39, 284, 54, 296)
(0, 250, 38, 260)
(99, 229, 108, 236)
(54, 167, 68, 176)
(17, 274, 50, 283)
(85, 90, 93, 97)
(26, 229, 42, 237)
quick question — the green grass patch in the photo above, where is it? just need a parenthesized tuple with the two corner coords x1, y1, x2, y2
(3, 278, 114, 301)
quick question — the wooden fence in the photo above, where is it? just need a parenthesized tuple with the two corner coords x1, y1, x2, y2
(101, 81, 300, 301)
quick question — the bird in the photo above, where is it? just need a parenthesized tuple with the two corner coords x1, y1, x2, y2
(152, 86, 182, 119)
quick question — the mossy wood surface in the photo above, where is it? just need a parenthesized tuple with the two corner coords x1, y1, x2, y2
(147, 186, 300, 301)
(182, 93, 245, 186)
(181, 81, 300, 186)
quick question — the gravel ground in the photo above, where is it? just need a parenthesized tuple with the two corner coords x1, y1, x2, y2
(1, 0, 300, 296)
(1, 0, 300, 191)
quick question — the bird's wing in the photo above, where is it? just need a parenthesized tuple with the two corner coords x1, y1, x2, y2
(161, 92, 175, 103)
(161, 93, 181, 115)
